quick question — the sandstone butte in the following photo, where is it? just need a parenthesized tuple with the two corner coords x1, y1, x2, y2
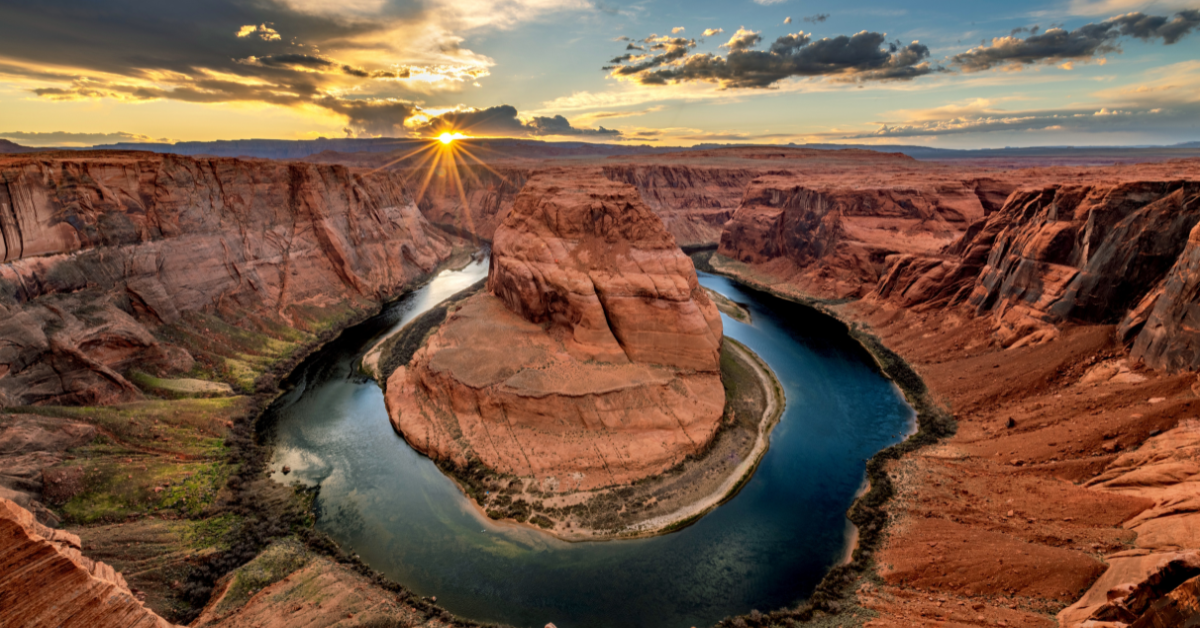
(385, 169, 725, 492)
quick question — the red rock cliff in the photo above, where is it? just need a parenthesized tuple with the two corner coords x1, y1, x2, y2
(0, 496, 176, 627)
(0, 152, 458, 405)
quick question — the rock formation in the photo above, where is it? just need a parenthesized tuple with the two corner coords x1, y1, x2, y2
(874, 181, 1200, 351)
(385, 170, 724, 490)
(0, 496, 176, 627)
(0, 152, 459, 405)
(601, 165, 755, 247)
(717, 174, 1003, 297)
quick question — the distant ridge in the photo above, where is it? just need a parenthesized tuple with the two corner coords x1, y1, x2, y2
(8, 135, 1199, 163)
(0, 139, 44, 154)
(93, 137, 675, 160)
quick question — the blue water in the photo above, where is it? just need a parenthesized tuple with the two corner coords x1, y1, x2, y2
(267, 260, 914, 628)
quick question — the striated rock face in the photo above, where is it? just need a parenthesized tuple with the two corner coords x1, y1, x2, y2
(0, 153, 458, 405)
(717, 175, 997, 297)
(414, 165, 529, 241)
(601, 165, 755, 247)
(488, 171, 723, 370)
(875, 182, 1200, 350)
(386, 171, 724, 490)
(0, 496, 176, 627)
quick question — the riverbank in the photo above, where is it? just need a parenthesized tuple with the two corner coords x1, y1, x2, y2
(703, 252, 957, 627)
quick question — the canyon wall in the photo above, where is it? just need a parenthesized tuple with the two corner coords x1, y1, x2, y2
(601, 165, 756, 247)
(0, 152, 459, 406)
(385, 170, 724, 491)
(716, 174, 1011, 297)
(874, 182, 1200, 355)
(0, 496, 176, 627)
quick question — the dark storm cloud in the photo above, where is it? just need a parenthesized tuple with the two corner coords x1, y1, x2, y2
(608, 30, 938, 88)
(952, 10, 1200, 71)
(313, 97, 420, 137)
(0, 0, 387, 80)
(526, 115, 620, 136)
(240, 53, 336, 69)
(414, 105, 620, 137)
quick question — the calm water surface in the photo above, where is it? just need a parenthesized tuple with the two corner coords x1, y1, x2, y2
(267, 257, 914, 628)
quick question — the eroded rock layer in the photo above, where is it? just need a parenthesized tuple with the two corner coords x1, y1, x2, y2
(0, 152, 457, 405)
(874, 182, 1200, 354)
(0, 496, 175, 627)
(717, 173, 1007, 298)
(386, 170, 723, 491)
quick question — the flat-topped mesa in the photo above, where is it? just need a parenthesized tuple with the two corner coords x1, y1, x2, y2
(487, 171, 723, 371)
(385, 171, 725, 491)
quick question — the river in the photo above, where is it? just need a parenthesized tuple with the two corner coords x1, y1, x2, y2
(267, 255, 915, 628)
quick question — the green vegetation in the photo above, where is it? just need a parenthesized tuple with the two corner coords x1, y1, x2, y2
(209, 537, 311, 618)
(7, 397, 246, 458)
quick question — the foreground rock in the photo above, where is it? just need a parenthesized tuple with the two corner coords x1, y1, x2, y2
(0, 496, 176, 627)
(385, 170, 723, 492)
(0, 152, 459, 405)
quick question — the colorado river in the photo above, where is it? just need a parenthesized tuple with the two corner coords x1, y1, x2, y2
(267, 255, 915, 628)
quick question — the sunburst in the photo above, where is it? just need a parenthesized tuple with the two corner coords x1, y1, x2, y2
(366, 128, 515, 244)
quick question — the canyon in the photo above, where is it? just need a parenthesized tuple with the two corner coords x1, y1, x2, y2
(4, 142, 1200, 627)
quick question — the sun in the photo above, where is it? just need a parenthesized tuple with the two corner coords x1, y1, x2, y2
(437, 131, 467, 145)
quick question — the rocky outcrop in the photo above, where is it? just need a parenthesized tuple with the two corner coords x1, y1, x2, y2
(0, 496, 176, 627)
(874, 182, 1200, 349)
(716, 175, 996, 297)
(601, 165, 755, 247)
(385, 170, 724, 490)
(0, 153, 459, 405)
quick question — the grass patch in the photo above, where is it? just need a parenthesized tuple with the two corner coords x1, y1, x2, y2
(59, 458, 230, 523)
(210, 537, 311, 618)
(7, 397, 247, 458)
(130, 371, 235, 398)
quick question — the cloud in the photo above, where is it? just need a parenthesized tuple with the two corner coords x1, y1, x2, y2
(784, 17, 792, 24)
(803, 14, 830, 24)
(845, 60, 1200, 139)
(0, 130, 173, 147)
(313, 97, 420, 137)
(752, 0, 787, 5)
(1067, 0, 1199, 17)
(722, 28, 763, 52)
(236, 23, 281, 41)
(413, 105, 620, 137)
(0, 0, 592, 132)
(607, 29, 939, 88)
(672, 26, 685, 34)
(701, 28, 724, 37)
(951, 10, 1200, 71)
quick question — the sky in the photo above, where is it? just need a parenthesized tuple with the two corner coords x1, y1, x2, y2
(0, 0, 1198, 148)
